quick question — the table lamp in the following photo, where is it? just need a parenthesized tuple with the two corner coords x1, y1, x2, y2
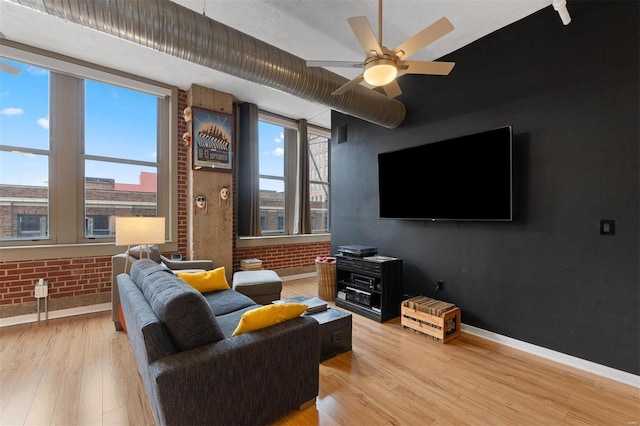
(115, 216, 166, 273)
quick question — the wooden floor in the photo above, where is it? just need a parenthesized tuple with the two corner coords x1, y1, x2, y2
(1, 276, 638, 425)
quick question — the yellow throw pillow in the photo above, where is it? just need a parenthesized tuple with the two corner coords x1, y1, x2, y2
(177, 267, 230, 293)
(232, 303, 307, 336)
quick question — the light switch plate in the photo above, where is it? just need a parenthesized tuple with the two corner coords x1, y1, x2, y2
(600, 220, 615, 236)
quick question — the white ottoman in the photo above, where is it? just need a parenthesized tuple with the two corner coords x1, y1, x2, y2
(232, 270, 283, 305)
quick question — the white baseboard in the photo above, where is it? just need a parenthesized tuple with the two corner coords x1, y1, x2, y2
(0, 303, 111, 328)
(462, 324, 639, 388)
(281, 272, 316, 281)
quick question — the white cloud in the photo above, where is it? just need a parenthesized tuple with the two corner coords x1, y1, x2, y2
(27, 66, 48, 76)
(1, 107, 23, 116)
(272, 147, 284, 157)
(274, 132, 284, 144)
(37, 117, 49, 129)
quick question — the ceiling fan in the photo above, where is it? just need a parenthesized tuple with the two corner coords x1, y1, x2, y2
(306, 0, 455, 98)
(0, 61, 21, 76)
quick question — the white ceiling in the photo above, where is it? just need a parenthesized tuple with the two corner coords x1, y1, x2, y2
(0, 0, 553, 129)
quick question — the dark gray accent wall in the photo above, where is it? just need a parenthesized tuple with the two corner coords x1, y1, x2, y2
(330, 1, 639, 375)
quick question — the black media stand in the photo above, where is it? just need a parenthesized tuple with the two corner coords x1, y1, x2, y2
(335, 254, 403, 322)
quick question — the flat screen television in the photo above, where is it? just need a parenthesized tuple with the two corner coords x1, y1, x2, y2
(378, 125, 513, 221)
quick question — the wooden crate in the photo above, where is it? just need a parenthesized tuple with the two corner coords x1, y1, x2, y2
(401, 296, 461, 343)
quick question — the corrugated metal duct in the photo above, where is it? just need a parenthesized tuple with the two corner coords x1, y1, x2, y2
(9, 0, 406, 129)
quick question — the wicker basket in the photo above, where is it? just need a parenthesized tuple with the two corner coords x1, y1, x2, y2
(316, 259, 336, 301)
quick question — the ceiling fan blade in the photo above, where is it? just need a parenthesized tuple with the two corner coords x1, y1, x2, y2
(348, 16, 383, 56)
(0, 61, 22, 75)
(392, 17, 455, 61)
(306, 60, 364, 69)
(399, 61, 455, 76)
(381, 79, 402, 98)
(332, 74, 365, 96)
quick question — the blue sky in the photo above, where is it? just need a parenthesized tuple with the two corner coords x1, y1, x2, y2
(0, 64, 48, 148)
(1, 57, 284, 189)
(0, 60, 49, 186)
(258, 120, 284, 177)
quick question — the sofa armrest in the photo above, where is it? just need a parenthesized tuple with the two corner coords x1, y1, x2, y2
(160, 256, 214, 271)
(111, 253, 137, 330)
(149, 317, 320, 426)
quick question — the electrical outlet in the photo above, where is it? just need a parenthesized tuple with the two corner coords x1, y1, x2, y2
(34, 278, 49, 299)
(437, 280, 445, 291)
(34, 285, 48, 298)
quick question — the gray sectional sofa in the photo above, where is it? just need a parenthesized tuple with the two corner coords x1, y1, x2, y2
(111, 245, 215, 331)
(117, 259, 320, 426)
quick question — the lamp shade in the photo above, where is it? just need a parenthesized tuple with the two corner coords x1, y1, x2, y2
(115, 217, 165, 246)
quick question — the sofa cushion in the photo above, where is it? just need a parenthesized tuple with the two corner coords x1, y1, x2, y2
(232, 303, 307, 336)
(203, 289, 257, 316)
(176, 266, 230, 292)
(130, 258, 173, 290)
(133, 260, 225, 351)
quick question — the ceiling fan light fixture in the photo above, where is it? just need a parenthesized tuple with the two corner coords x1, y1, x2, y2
(363, 58, 398, 86)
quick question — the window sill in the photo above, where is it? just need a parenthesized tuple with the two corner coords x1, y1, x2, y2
(0, 241, 179, 262)
(236, 233, 330, 248)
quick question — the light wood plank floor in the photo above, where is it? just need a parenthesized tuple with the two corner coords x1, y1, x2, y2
(1, 276, 638, 425)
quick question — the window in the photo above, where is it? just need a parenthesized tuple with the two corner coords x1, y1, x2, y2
(308, 130, 330, 232)
(83, 79, 160, 238)
(18, 215, 47, 238)
(258, 119, 286, 233)
(0, 48, 175, 249)
(256, 113, 330, 235)
(85, 215, 110, 236)
(0, 60, 50, 241)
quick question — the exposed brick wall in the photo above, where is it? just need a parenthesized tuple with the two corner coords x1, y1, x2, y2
(233, 241, 331, 275)
(0, 89, 327, 318)
(177, 90, 189, 257)
(0, 257, 112, 315)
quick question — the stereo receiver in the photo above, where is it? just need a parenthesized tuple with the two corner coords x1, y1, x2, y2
(345, 287, 372, 307)
(350, 273, 380, 291)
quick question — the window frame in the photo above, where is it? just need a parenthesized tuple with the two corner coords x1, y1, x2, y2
(307, 127, 331, 233)
(256, 111, 331, 236)
(257, 112, 294, 235)
(0, 43, 178, 259)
